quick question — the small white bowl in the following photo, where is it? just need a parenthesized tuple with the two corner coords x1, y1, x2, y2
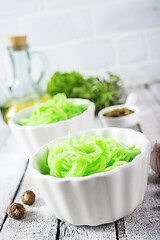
(9, 98, 95, 157)
(29, 127, 150, 226)
(98, 104, 139, 128)
(98, 93, 139, 128)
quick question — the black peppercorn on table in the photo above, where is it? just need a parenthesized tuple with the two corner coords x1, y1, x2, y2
(0, 83, 160, 240)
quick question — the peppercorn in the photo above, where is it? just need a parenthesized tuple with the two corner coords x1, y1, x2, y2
(21, 190, 35, 205)
(7, 203, 25, 219)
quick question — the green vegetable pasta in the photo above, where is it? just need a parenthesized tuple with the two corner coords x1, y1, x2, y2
(18, 93, 87, 126)
(47, 135, 141, 178)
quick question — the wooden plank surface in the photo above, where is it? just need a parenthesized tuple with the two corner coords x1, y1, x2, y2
(0, 127, 9, 147)
(59, 221, 116, 240)
(116, 85, 160, 239)
(148, 83, 160, 103)
(0, 84, 160, 240)
(0, 132, 28, 230)
(0, 171, 58, 240)
(116, 168, 160, 240)
(125, 85, 160, 142)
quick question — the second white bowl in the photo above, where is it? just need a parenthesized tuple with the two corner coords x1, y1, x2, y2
(9, 98, 95, 157)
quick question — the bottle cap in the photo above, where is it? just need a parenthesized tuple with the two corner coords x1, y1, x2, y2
(8, 36, 27, 50)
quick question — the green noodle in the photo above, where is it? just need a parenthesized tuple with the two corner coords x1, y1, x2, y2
(18, 93, 87, 126)
(47, 135, 141, 178)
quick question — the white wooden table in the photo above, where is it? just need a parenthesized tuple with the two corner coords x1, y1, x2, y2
(0, 84, 160, 240)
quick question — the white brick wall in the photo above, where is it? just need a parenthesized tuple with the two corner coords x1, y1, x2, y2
(20, 9, 92, 45)
(95, 0, 160, 32)
(148, 30, 160, 59)
(117, 34, 146, 64)
(41, 39, 114, 71)
(0, 0, 40, 16)
(0, 0, 160, 85)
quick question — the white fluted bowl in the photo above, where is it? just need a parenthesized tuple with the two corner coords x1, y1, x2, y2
(9, 98, 95, 157)
(29, 127, 151, 226)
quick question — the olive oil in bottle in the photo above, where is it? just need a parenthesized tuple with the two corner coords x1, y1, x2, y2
(0, 36, 49, 123)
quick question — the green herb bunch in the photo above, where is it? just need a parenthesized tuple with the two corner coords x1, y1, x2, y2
(47, 71, 122, 114)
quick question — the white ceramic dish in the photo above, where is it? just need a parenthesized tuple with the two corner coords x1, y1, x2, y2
(29, 127, 151, 226)
(98, 93, 140, 128)
(9, 98, 95, 157)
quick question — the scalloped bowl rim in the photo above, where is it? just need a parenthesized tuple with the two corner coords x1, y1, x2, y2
(29, 127, 150, 182)
(8, 98, 95, 129)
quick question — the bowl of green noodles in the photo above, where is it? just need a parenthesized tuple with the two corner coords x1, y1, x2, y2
(29, 127, 151, 226)
(9, 94, 95, 157)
